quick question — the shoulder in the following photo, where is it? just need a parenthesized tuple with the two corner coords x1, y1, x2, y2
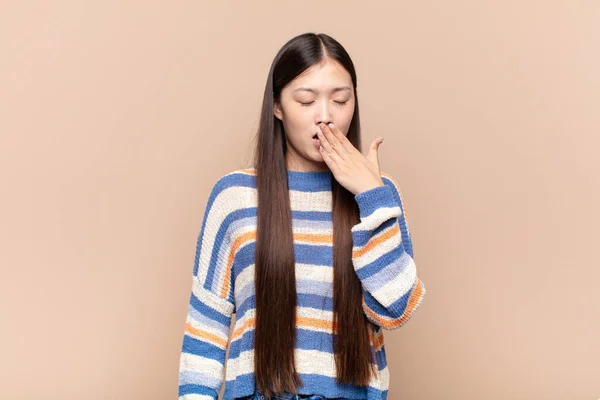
(211, 166, 257, 193)
(204, 166, 257, 211)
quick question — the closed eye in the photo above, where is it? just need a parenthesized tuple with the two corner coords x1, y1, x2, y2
(300, 101, 348, 107)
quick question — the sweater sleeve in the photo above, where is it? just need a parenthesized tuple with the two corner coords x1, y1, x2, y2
(351, 174, 426, 330)
(178, 177, 237, 400)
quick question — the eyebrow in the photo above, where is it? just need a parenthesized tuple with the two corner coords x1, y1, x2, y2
(293, 86, 352, 94)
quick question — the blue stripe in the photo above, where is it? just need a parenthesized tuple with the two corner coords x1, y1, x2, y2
(189, 291, 232, 326)
(235, 291, 335, 319)
(187, 303, 230, 335)
(361, 251, 413, 291)
(178, 384, 217, 397)
(221, 371, 387, 400)
(382, 176, 414, 258)
(353, 245, 406, 281)
(398, 211, 413, 258)
(182, 335, 227, 361)
(291, 209, 332, 221)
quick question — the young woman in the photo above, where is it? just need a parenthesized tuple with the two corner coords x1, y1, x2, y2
(178, 32, 426, 400)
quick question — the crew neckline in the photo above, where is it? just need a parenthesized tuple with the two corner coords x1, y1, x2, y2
(249, 166, 333, 191)
(286, 168, 332, 192)
(287, 168, 332, 180)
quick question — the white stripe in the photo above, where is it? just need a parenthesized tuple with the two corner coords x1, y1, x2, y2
(289, 189, 332, 211)
(179, 394, 214, 400)
(179, 352, 224, 380)
(224, 349, 254, 380)
(352, 224, 402, 271)
(295, 263, 334, 283)
(234, 264, 255, 306)
(351, 206, 401, 232)
(372, 255, 417, 308)
(224, 348, 383, 385)
(235, 263, 336, 306)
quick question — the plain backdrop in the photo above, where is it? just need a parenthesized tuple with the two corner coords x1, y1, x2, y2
(1, 1, 599, 399)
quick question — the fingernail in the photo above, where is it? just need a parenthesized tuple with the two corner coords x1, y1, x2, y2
(328, 123, 334, 129)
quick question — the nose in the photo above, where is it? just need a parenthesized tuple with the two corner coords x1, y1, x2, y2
(316, 99, 333, 126)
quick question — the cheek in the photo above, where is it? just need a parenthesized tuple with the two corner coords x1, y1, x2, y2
(339, 108, 354, 131)
(339, 119, 353, 136)
(285, 113, 313, 133)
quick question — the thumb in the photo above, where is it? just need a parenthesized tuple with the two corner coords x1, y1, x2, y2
(366, 137, 383, 165)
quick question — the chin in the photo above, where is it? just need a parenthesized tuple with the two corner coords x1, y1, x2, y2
(313, 157, 327, 167)
(312, 151, 325, 161)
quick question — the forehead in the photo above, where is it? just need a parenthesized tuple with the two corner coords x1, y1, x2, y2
(288, 59, 352, 91)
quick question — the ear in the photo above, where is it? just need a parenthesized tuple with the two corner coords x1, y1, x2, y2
(273, 101, 283, 121)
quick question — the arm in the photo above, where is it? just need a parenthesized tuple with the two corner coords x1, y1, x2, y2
(178, 177, 237, 400)
(351, 173, 426, 330)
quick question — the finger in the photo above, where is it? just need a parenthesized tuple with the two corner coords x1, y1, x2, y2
(316, 127, 342, 165)
(319, 145, 340, 174)
(366, 137, 384, 165)
(327, 123, 357, 154)
(320, 123, 348, 161)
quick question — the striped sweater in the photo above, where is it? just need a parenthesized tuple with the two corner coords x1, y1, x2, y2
(178, 167, 426, 400)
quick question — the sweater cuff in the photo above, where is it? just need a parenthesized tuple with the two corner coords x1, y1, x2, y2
(354, 184, 398, 218)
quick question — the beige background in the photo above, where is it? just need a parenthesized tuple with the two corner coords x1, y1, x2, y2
(1, 1, 599, 399)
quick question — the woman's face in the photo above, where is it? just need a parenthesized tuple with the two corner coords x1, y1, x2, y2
(274, 58, 355, 172)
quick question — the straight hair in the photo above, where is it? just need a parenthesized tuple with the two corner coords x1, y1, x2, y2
(252, 32, 377, 398)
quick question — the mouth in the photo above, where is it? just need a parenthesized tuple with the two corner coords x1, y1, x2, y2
(312, 133, 321, 147)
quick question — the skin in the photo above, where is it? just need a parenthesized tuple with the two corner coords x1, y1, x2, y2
(273, 57, 385, 195)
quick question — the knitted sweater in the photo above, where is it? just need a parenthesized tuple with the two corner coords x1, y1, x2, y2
(178, 167, 426, 400)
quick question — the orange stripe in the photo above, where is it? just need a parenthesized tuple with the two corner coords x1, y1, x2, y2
(185, 322, 228, 348)
(367, 326, 384, 351)
(362, 278, 424, 329)
(352, 223, 400, 259)
(230, 314, 382, 350)
(374, 332, 384, 350)
(232, 315, 336, 340)
(294, 232, 332, 244)
(298, 316, 336, 331)
(220, 230, 256, 299)
(232, 315, 255, 338)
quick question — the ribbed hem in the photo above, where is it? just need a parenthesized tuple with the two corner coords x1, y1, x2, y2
(354, 185, 397, 218)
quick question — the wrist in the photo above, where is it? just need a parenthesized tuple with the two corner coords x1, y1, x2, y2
(355, 180, 385, 196)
